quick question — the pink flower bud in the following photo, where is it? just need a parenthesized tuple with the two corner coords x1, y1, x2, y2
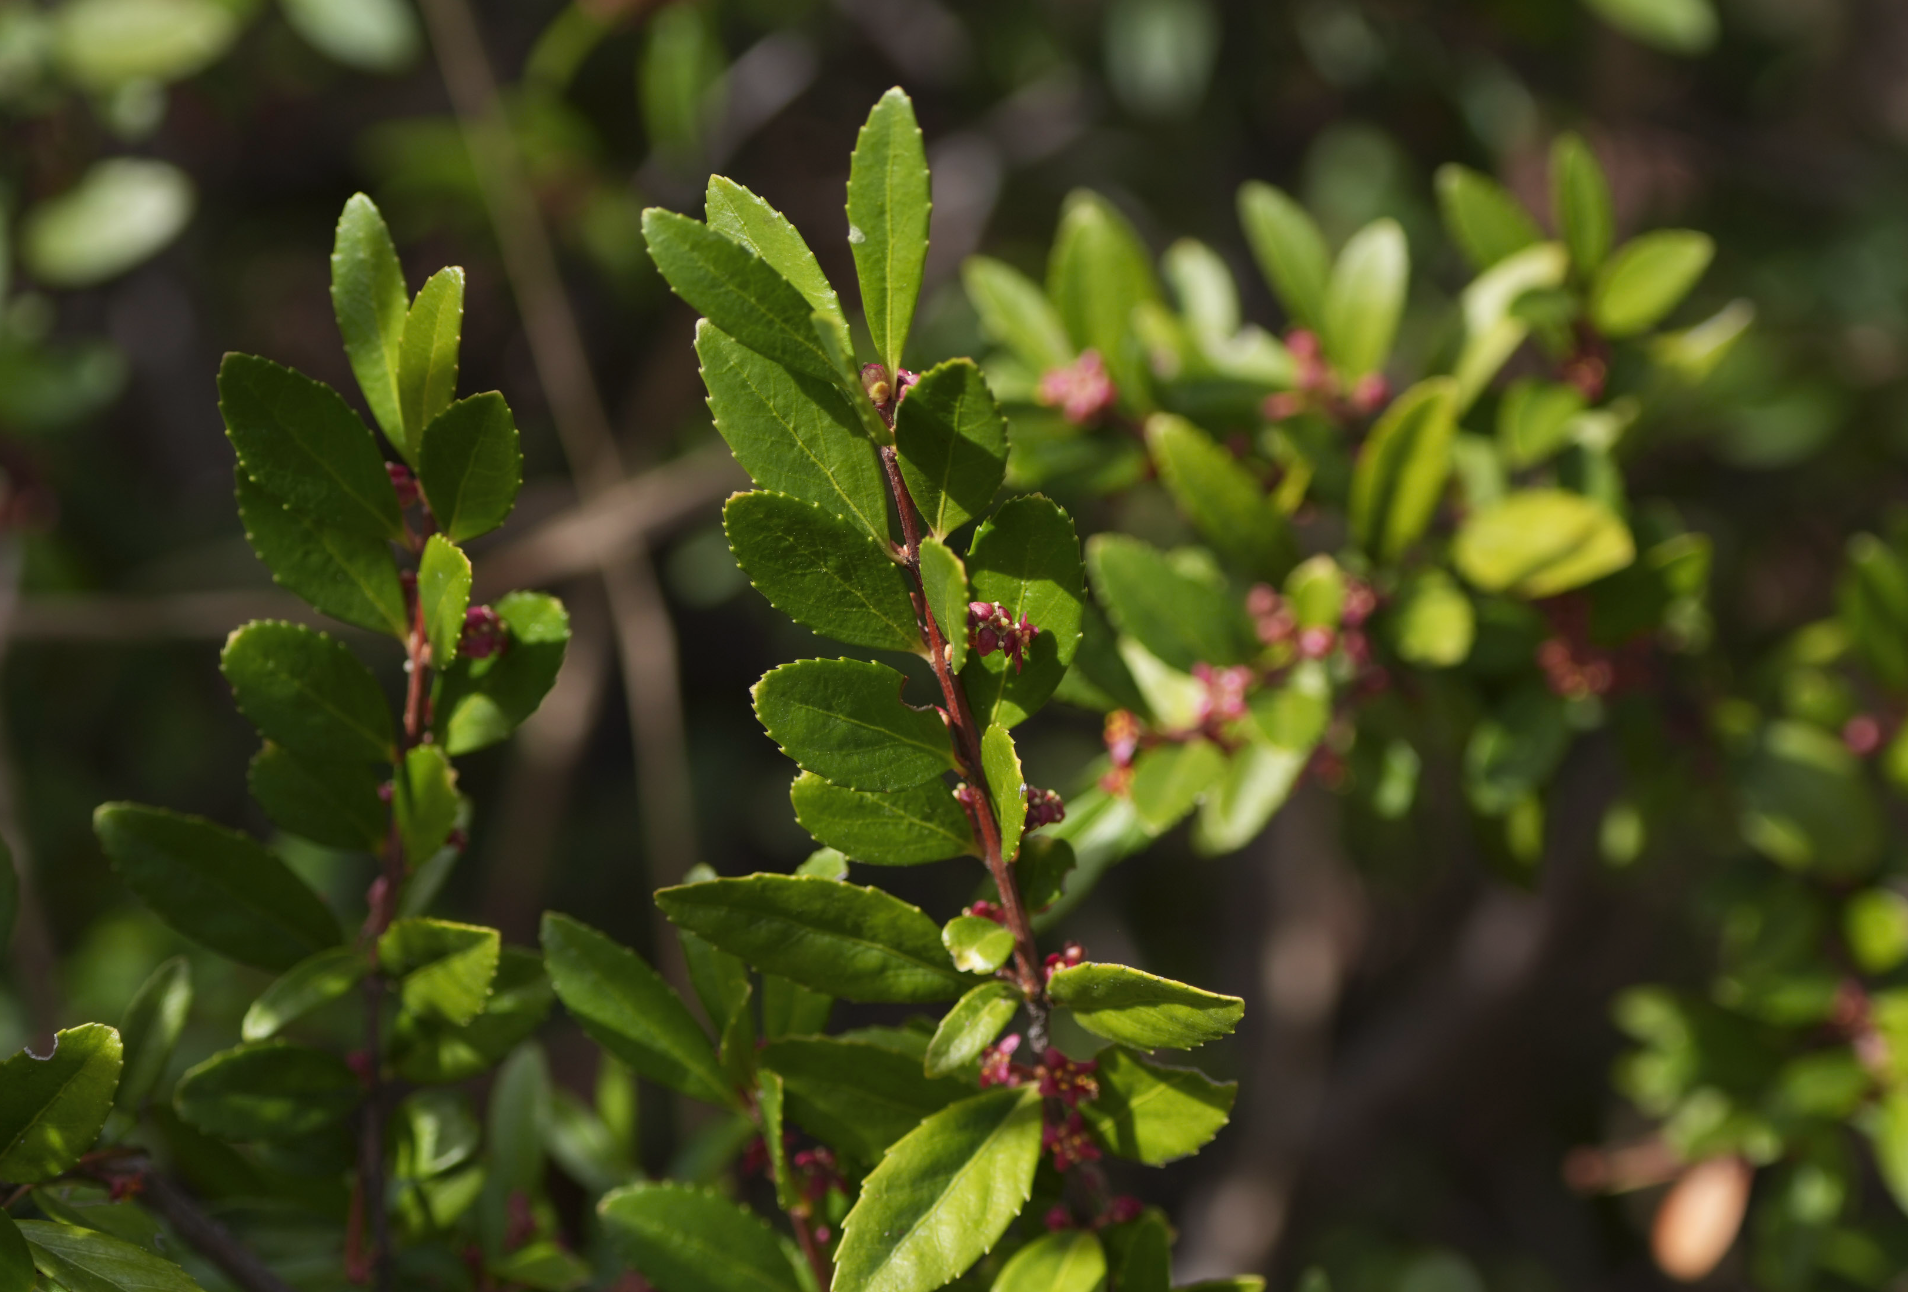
(459, 605, 507, 659)
(387, 462, 420, 509)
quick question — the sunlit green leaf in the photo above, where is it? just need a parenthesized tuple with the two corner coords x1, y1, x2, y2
(381, 918, 500, 1027)
(330, 193, 409, 444)
(436, 591, 570, 755)
(235, 472, 407, 638)
(21, 158, 195, 287)
(1089, 535, 1255, 673)
(1078, 1046, 1235, 1164)
(753, 657, 956, 791)
(707, 176, 845, 328)
(0, 1025, 122, 1183)
(1435, 165, 1540, 271)
(116, 958, 192, 1113)
(1550, 133, 1613, 274)
(242, 946, 367, 1042)
(1147, 414, 1293, 579)
(17, 1219, 204, 1292)
(725, 491, 920, 653)
(1237, 182, 1330, 330)
(961, 496, 1086, 728)
(174, 1041, 359, 1141)
(221, 619, 394, 763)
(418, 392, 523, 542)
(1048, 962, 1243, 1050)
(600, 1183, 808, 1292)
(847, 87, 933, 376)
(1348, 377, 1456, 562)
(763, 1036, 969, 1161)
(993, 1229, 1106, 1292)
(895, 359, 1009, 538)
(964, 256, 1073, 373)
(926, 981, 1020, 1079)
(1590, 230, 1714, 338)
(1452, 489, 1635, 598)
(397, 266, 464, 461)
(789, 772, 974, 866)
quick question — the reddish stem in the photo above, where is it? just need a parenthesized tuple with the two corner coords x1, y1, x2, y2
(791, 1212, 832, 1291)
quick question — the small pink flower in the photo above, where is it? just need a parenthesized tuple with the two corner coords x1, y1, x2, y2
(1036, 350, 1117, 425)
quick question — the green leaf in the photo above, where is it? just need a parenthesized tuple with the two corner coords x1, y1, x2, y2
(1088, 535, 1256, 672)
(397, 742, 460, 866)
(1078, 1046, 1236, 1164)
(418, 535, 472, 669)
(1840, 534, 1908, 690)
(1581, 0, 1717, 54)
(281, 0, 418, 72)
(982, 723, 1027, 862)
(1322, 218, 1408, 380)
(242, 946, 368, 1042)
(1285, 556, 1344, 628)
(235, 471, 407, 637)
(540, 913, 735, 1107)
(894, 359, 1008, 538)
(94, 803, 342, 972)
(761, 975, 834, 1040)
(436, 590, 571, 755)
(725, 491, 920, 653)
(942, 916, 1015, 976)
(491, 1242, 591, 1292)
(248, 742, 386, 852)
(1496, 379, 1587, 470)
(1434, 165, 1540, 271)
(1048, 191, 1160, 406)
(706, 176, 845, 328)
(645, 208, 840, 383)
(1848, 889, 1908, 976)
(480, 1042, 549, 1253)
(847, 87, 933, 376)
(963, 256, 1074, 373)
(1452, 243, 1570, 412)
(1129, 739, 1228, 834)
(0, 1024, 122, 1183)
(655, 874, 967, 1003)
(599, 1182, 808, 1292)
(763, 1036, 970, 1161)
(22, 157, 195, 287)
(17, 1220, 204, 1292)
(221, 619, 394, 763)
(925, 981, 1020, 1078)
(0, 1214, 29, 1292)
(1011, 834, 1078, 913)
(116, 958, 192, 1113)
(1192, 741, 1308, 855)
(381, 918, 501, 1027)
(1739, 720, 1881, 878)
(1452, 489, 1636, 598)
(1237, 182, 1331, 330)
(834, 1087, 1044, 1292)
(961, 496, 1087, 728)
(391, 947, 553, 1084)
(752, 658, 955, 792)
(1590, 230, 1714, 338)
(1463, 687, 1569, 817)
(397, 266, 465, 460)
(330, 192, 409, 443)
(920, 537, 971, 672)
(1549, 133, 1613, 275)
(174, 1041, 358, 1140)
(1348, 377, 1458, 562)
(993, 1229, 1106, 1292)
(790, 772, 974, 866)
(1048, 962, 1243, 1050)
(1388, 570, 1475, 668)
(1164, 238, 1241, 340)
(696, 323, 890, 542)
(218, 354, 401, 540)
(50, 0, 237, 89)
(418, 392, 523, 542)
(1147, 415, 1293, 579)
(1103, 1212, 1171, 1292)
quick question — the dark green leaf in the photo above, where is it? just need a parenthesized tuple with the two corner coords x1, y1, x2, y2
(894, 359, 1008, 538)
(1088, 534, 1256, 672)
(599, 1182, 807, 1292)
(235, 471, 407, 637)
(397, 266, 464, 460)
(644, 208, 839, 383)
(544, 1086, 636, 1195)
(480, 1042, 549, 1254)
(382, 918, 500, 1027)
(752, 658, 955, 792)
(1462, 686, 1569, 816)
(417, 391, 522, 542)
(982, 722, 1027, 862)
(706, 176, 845, 327)
(1496, 378, 1587, 470)
(419, 534, 472, 666)
(1434, 165, 1540, 271)
(847, 87, 932, 376)
(490, 1242, 590, 1292)
(963, 255, 1073, 372)
(218, 353, 401, 539)
(1147, 415, 1292, 579)
(437, 590, 571, 755)
(1237, 181, 1330, 330)
(696, 322, 890, 541)
(834, 1087, 1043, 1292)
(762, 1036, 970, 1161)
(724, 491, 920, 653)
(116, 957, 192, 1114)
(1841, 534, 1908, 689)
(1452, 489, 1635, 598)
(919, 536, 970, 672)
(1590, 230, 1713, 338)
(391, 947, 552, 1084)
(94, 803, 341, 972)
(924, 981, 1020, 1078)
(1348, 377, 1457, 562)
(757, 1070, 797, 1212)
(1550, 133, 1613, 275)
(248, 742, 386, 852)
(174, 1041, 358, 1141)
(221, 619, 394, 763)
(790, 771, 974, 866)
(679, 871, 752, 1037)
(396, 743, 460, 866)
(1103, 1211, 1172, 1292)
(961, 495, 1086, 728)
(655, 873, 967, 1003)
(241, 946, 367, 1042)
(1322, 218, 1408, 379)
(993, 1229, 1106, 1292)
(1012, 834, 1077, 912)
(1078, 1046, 1236, 1164)
(330, 192, 408, 443)
(0, 1215, 29, 1292)
(1740, 720, 1882, 878)
(1048, 190, 1160, 406)
(0, 1024, 121, 1183)
(1048, 962, 1243, 1050)
(540, 913, 736, 1108)
(1053, 603, 1148, 715)
(17, 1220, 204, 1292)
